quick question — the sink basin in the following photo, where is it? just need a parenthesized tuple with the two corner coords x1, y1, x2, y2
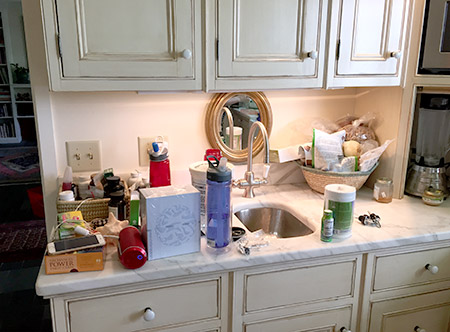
(234, 207, 314, 238)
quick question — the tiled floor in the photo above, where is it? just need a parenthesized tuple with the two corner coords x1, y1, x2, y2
(0, 259, 52, 332)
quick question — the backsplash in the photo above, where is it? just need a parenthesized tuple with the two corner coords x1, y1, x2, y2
(51, 89, 358, 176)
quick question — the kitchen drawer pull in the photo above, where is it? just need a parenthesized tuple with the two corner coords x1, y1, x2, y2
(414, 326, 426, 332)
(340, 327, 351, 332)
(181, 49, 192, 60)
(425, 263, 439, 274)
(143, 307, 156, 321)
(390, 51, 402, 59)
(307, 50, 318, 60)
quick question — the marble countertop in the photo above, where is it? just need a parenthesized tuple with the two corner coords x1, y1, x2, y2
(36, 183, 450, 297)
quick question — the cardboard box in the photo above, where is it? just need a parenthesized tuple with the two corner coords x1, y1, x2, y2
(140, 185, 200, 260)
(44, 247, 105, 275)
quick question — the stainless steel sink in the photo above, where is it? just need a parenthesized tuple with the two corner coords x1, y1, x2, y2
(234, 207, 314, 238)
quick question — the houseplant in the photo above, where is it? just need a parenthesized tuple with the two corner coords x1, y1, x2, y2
(11, 63, 30, 84)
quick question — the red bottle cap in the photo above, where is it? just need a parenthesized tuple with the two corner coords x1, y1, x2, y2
(204, 149, 222, 161)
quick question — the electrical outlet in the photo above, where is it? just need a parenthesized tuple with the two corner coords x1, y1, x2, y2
(66, 140, 102, 172)
(138, 136, 169, 167)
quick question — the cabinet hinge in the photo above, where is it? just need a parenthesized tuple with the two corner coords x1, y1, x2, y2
(336, 39, 341, 60)
(56, 33, 63, 59)
(216, 39, 219, 60)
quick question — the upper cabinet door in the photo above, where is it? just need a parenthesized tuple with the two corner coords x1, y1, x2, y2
(43, 0, 201, 91)
(207, 0, 328, 91)
(326, 0, 409, 88)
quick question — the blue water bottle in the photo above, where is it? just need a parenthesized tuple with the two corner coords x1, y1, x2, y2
(206, 156, 232, 251)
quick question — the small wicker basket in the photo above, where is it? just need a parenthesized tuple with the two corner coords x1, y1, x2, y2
(56, 180, 130, 222)
(296, 161, 379, 194)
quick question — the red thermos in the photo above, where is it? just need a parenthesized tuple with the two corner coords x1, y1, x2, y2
(118, 226, 147, 269)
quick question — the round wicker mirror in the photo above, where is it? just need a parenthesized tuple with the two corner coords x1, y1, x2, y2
(205, 92, 273, 163)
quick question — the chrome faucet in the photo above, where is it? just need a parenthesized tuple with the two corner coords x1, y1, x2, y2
(221, 107, 234, 149)
(233, 121, 270, 198)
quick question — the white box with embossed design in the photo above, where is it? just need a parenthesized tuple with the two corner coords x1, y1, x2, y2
(139, 185, 200, 260)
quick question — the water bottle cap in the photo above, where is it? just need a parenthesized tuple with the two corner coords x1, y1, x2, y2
(206, 156, 231, 182)
(150, 150, 168, 161)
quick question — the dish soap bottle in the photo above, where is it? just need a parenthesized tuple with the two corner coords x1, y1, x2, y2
(206, 156, 232, 251)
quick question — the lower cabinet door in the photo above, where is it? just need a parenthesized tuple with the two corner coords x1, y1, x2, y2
(368, 289, 450, 332)
(67, 279, 221, 332)
(243, 306, 352, 332)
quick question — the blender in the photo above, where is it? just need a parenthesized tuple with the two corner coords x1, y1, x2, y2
(405, 95, 450, 197)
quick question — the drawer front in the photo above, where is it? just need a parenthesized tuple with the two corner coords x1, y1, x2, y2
(368, 289, 450, 332)
(68, 279, 221, 332)
(244, 306, 352, 332)
(244, 259, 357, 313)
(373, 246, 450, 292)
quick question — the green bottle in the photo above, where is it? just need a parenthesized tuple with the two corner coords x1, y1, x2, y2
(321, 209, 334, 242)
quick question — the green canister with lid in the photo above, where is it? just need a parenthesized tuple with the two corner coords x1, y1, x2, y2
(324, 184, 356, 239)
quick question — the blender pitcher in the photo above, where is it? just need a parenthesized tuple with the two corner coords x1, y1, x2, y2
(415, 98, 450, 167)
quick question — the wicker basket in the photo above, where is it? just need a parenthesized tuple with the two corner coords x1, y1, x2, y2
(56, 180, 130, 222)
(296, 161, 379, 194)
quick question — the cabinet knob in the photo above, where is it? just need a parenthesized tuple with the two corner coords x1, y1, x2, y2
(307, 50, 318, 60)
(340, 328, 351, 332)
(425, 264, 439, 274)
(390, 51, 402, 59)
(181, 49, 192, 60)
(414, 326, 426, 332)
(143, 307, 155, 321)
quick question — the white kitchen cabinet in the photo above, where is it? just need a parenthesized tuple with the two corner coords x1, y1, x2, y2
(41, 0, 202, 91)
(368, 290, 450, 332)
(359, 242, 450, 332)
(41, 0, 412, 91)
(50, 273, 229, 332)
(243, 306, 353, 332)
(231, 254, 362, 332)
(326, 0, 410, 88)
(206, 0, 328, 91)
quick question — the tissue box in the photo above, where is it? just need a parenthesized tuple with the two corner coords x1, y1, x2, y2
(140, 185, 200, 260)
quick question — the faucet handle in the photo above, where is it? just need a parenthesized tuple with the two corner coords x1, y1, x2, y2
(263, 164, 270, 179)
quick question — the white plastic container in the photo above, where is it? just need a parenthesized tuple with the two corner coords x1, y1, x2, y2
(324, 184, 356, 239)
(127, 171, 142, 188)
(76, 175, 91, 199)
(189, 160, 234, 233)
(59, 190, 75, 202)
(225, 126, 243, 149)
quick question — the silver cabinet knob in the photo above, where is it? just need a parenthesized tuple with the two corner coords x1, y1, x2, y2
(425, 264, 439, 274)
(143, 307, 155, 321)
(307, 50, 318, 59)
(390, 51, 402, 59)
(414, 326, 426, 332)
(181, 49, 192, 59)
(340, 328, 351, 332)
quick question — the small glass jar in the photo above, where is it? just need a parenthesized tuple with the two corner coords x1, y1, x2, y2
(422, 187, 445, 206)
(373, 178, 393, 203)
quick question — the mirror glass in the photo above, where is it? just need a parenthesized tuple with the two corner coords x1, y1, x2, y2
(205, 92, 272, 163)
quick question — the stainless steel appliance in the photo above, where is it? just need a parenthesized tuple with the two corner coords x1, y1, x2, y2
(406, 93, 450, 197)
(419, 0, 450, 74)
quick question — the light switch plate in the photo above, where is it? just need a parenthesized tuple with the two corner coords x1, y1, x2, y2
(138, 136, 168, 167)
(66, 140, 101, 172)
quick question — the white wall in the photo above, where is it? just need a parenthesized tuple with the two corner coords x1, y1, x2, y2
(354, 87, 404, 188)
(51, 88, 358, 177)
